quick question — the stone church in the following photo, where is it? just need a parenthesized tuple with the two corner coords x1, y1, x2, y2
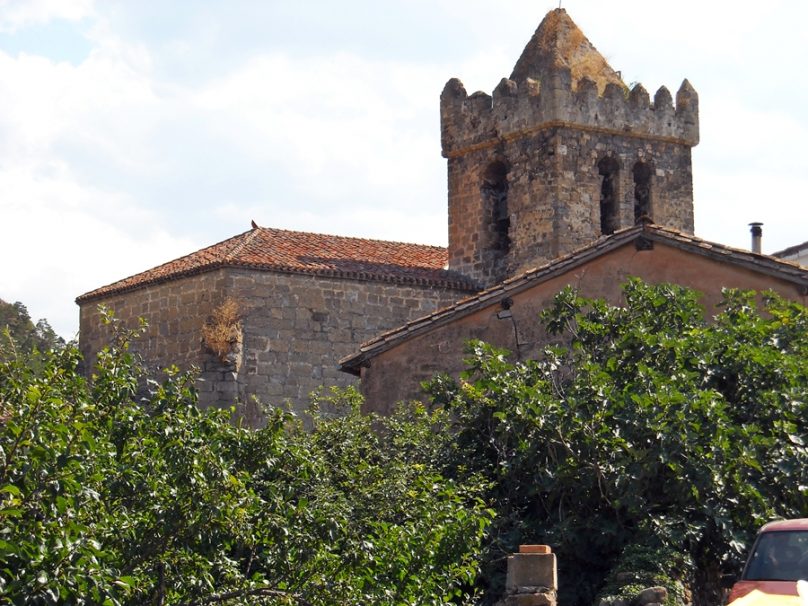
(77, 9, 808, 424)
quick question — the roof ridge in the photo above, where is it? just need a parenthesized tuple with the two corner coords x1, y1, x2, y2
(224, 227, 261, 262)
(260, 225, 447, 252)
(772, 239, 808, 259)
(645, 226, 808, 273)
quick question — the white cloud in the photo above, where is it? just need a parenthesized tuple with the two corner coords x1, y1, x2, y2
(0, 41, 162, 173)
(0, 162, 196, 339)
(190, 52, 451, 231)
(0, 27, 194, 338)
(0, 0, 95, 32)
(694, 93, 808, 252)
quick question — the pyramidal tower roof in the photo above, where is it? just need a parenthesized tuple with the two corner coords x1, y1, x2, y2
(510, 8, 624, 93)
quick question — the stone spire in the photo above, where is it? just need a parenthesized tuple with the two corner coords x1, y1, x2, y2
(509, 8, 624, 93)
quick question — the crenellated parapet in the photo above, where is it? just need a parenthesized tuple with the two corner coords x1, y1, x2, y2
(440, 67, 699, 157)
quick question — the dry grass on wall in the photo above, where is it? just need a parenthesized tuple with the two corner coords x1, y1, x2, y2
(201, 298, 241, 362)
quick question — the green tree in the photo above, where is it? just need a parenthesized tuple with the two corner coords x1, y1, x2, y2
(0, 299, 65, 357)
(425, 279, 808, 606)
(0, 313, 491, 605)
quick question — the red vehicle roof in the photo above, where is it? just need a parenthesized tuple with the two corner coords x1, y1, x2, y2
(758, 519, 808, 532)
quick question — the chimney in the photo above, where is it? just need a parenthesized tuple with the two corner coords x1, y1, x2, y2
(749, 222, 763, 254)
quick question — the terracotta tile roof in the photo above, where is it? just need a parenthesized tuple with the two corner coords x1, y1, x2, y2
(339, 224, 808, 375)
(77, 226, 478, 303)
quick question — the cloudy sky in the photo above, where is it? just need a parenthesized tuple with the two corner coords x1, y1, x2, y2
(1, 0, 807, 338)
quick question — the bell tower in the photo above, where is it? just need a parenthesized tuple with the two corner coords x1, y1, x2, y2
(441, 9, 699, 287)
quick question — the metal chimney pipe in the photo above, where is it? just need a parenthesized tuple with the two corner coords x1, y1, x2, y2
(749, 222, 763, 254)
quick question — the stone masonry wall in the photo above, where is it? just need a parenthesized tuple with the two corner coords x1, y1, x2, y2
(79, 268, 468, 426)
(227, 269, 466, 425)
(79, 270, 227, 379)
(446, 126, 695, 286)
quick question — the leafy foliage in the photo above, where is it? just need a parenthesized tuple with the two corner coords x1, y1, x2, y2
(0, 314, 491, 605)
(425, 279, 808, 606)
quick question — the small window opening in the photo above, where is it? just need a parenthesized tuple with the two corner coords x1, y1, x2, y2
(482, 161, 510, 253)
(633, 162, 652, 224)
(598, 157, 620, 235)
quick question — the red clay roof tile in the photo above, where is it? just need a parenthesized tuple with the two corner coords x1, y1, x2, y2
(76, 227, 477, 303)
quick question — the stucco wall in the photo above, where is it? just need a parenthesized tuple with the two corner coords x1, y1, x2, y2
(359, 242, 807, 415)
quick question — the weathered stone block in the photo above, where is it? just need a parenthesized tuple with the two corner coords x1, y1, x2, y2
(506, 553, 557, 592)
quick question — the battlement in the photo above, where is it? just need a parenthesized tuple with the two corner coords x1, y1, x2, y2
(440, 67, 699, 157)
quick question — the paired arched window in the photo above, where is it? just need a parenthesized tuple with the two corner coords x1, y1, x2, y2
(481, 161, 510, 253)
(598, 158, 654, 233)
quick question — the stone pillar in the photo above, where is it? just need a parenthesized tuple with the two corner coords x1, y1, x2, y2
(497, 545, 558, 606)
